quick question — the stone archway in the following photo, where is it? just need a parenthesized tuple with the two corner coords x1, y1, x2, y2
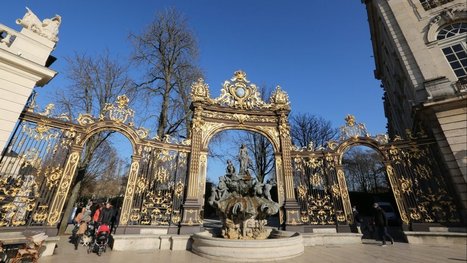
(179, 71, 301, 233)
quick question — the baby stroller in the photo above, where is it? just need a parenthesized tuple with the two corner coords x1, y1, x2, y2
(87, 224, 110, 256)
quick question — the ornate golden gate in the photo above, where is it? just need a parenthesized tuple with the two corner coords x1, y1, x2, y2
(292, 115, 461, 231)
(0, 95, 190, 235)
(0, 71, 462, 235)
(179, 71, 301, 233)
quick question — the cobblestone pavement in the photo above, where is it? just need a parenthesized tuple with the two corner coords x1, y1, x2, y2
(38, 236, 467, 263)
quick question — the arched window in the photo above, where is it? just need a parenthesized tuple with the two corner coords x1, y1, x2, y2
(437, 22, 467, 78)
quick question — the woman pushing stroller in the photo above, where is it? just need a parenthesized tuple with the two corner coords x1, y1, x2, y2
(87, 202, 114, 255)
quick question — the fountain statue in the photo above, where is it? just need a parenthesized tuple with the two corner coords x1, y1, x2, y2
(208, 144, 280, 240)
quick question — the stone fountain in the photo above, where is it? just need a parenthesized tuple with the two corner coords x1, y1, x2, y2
(191, 144, 304, 262)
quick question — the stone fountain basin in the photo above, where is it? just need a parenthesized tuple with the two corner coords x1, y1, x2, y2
(191, 230, 304, 262)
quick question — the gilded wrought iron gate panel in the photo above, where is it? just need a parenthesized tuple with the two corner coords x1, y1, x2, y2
(128, 147, 188, 226)
(292, 153, 346, 225)
(291, 115, 461, 228)
(0, 119, 73, 227)
(386, 140, 460, 224)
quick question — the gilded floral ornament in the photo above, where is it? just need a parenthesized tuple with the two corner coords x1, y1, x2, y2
(269, 86, 290, 110)
(400, 177, 413, 194)
(339, 114, 370, 141)
(32, 205, 49, 223)
(232, 113, 249, 124)
(100, 95, 135, 125)
(191, 78, 210, 102)
(213, 70, 267, 109)
(310, 173, 323, 187)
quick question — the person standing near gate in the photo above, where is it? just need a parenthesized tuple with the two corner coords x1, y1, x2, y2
(352, 206, 362, 234)
(99, 202, 114, 226)
(373, 203, 394, 246)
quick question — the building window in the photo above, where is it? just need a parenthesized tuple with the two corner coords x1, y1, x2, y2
(437, 22, 467, 40)
(437, 23, 467, 78)
(419, 0, 454, 11)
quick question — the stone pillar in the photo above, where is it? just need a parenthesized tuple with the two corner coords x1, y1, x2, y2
(119, 156, 141, 225)
(0, 23, 57, 152)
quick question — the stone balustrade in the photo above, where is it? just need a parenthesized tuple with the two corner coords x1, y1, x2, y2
(0, 23, 55, 66)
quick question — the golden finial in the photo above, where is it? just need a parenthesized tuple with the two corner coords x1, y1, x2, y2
(345, 114, 356, 126)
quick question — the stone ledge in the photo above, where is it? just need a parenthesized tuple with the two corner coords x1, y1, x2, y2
(404, 231, 467, 245)
(170, 235, 192, 250)
(302, 233, 362, 247)
(112, 234, 161, 251)
(112, 234, 193, 251)
(42, 236, 60, 257)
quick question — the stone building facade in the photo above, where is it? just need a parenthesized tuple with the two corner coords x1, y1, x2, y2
(0, 9, 59, 152)
(362, 0, 467, 220)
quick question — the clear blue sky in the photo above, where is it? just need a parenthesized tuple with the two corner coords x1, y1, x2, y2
(2, 1, 386, 180)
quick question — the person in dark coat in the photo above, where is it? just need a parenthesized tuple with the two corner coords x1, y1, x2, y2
(353, 206, 362, 234)
(373, 203, 394, 246)
(99, 202, 114, 226)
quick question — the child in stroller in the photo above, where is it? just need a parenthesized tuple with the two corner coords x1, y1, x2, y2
(87, 223, 110, 256)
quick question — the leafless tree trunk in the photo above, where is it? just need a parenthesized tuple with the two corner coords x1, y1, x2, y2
(55, 51, 134, 234)
(246, 132, 274, 183)
(130, 8, 202, 139)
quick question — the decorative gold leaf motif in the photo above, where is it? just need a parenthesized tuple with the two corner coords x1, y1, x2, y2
(77, 113, 95, 126)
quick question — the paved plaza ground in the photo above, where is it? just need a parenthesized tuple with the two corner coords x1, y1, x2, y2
(38, 236, 467, 263)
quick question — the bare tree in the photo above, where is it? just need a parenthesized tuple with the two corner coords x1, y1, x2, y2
(290, 113, 338, 149)
(343, 147, 389, 193)
(54, 51, 135, 234)
(244, 132, 275, 183)
(79, 141, 126, 199)
(130, 8, 202, 139)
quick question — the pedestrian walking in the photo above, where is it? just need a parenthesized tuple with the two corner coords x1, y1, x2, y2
(373, 202, 394, 246)
(352, 205, 362, 234)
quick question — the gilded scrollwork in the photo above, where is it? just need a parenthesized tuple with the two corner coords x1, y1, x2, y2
(44, 166, 62, 189)
(119, 160, 140, 225)
(202, 111, 277, 123)
(399, 177, 413, 194)
(136, 127, 149, 139)
(339, 114, 370, 141)
(100, 95, 135, 125)
(22, 122, 60, 141)
(77, 113, 95, 126)
(305, 193, 335, 225)
(47, 151, 80, 225)
(32, 205, 49, 223)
